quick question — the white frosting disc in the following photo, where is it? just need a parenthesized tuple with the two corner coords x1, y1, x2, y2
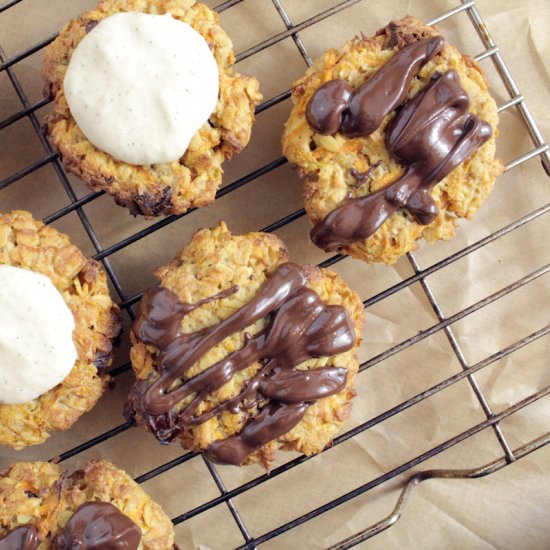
(0, 265, 78, 404)
(64, 12, 220, 165)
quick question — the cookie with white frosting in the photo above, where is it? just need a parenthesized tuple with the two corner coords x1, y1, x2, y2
(0, 460, 175, 549)
(125, 222, 364, 469)
(0, 211, 120, 449)
(43, 0, 262, 217)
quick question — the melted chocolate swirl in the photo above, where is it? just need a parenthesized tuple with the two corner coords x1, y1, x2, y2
(306, 37, 444, 136)
(54, 502, 141, 550)
(126, 262, 356, 465)
(0, 503, 140, 550)
(311, 70, 492, 250)
(0, 526, 39, 550)
(306, 36, 493, 251)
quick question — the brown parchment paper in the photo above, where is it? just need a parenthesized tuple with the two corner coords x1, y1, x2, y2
(1, 0, 549, 548)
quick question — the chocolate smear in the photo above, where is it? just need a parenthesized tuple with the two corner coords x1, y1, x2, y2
(54, 502, 141, 550)
(0, 526, 39, 550)
(350, 160, 383, 189)
(306, 36, 444, 136)
(306, 80, 353, 136)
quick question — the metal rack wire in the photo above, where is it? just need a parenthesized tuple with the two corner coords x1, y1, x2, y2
(0, 0, 549, 547)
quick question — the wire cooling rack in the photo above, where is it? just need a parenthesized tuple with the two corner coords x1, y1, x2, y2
(1, 0, 549, 547)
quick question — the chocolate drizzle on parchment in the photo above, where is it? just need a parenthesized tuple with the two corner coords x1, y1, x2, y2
(305, 37, 493, 251)
(126, 262, 356, 466)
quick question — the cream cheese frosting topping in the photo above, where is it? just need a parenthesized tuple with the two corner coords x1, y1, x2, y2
(63, 12, 220, 165)
(0, 265, 78, 404)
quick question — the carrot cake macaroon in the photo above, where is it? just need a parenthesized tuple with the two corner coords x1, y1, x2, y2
(0, 459, 174, 549)
(125, 222, 364, 469)
(0, 211, 120, 449)
(43, 0, 262, 217)
(282, 16, 503, 264)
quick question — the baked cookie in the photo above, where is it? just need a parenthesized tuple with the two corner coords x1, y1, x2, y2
(0, 459, 174, 549)
(125, 222, 364, 469)
(43, 0, 262, 217)
(0, 211, 120, 449)
(282, 16, 504, 264)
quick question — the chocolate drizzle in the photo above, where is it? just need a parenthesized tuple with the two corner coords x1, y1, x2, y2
(54, 502, 141, 550)
(350, 160, 382, 189)
(0, 526, 39, 550)
(126, 262, 356, 465)
(306, 37, 444, 136)
(306, 36, 493, 251)
(306, 80, 353, 136)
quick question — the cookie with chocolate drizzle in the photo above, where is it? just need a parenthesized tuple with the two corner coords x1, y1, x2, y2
(282, 16, 503, 264)
(125, 222, 364, 468)
(0, 460, 175, 549)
